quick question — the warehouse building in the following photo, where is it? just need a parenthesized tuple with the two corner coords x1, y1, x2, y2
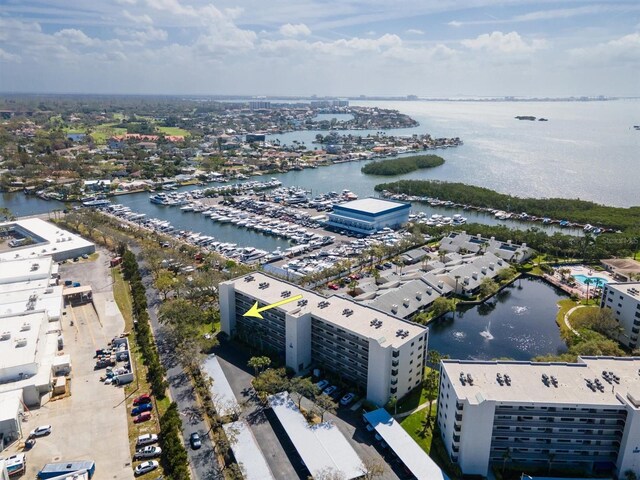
(0, 218, 95, 262)
(220, 273, 427, 405)
(326, 198, 410, 235)
(438, 357, 640, 479)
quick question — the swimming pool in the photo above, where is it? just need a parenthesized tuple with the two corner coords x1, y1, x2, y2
(573, 274, 609, 287)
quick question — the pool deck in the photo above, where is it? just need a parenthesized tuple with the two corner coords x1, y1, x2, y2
(548, 265, 616, 300)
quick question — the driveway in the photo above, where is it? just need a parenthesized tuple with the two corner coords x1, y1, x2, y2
(133, 246, 223, 480)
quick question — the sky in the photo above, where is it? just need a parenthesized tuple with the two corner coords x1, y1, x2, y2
(0, 0, 639, 97)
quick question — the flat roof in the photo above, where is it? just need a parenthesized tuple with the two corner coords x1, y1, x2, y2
(605, 282, 640, 298)
(0, 257, 53, 285)
(0, 390, 22, 423)
(0, 218, 94, 262)
(268, 392, 363, 480)
(442, 357, 640, 406)
(202, 355, 239, 417)
(223, 421, 275, 480)
(0, 312, 48, 374)
(364, 408, 449, 480)
(333, 198, 410, 215)
(0, 284, 63, 320)
(229, 272, 426, 348)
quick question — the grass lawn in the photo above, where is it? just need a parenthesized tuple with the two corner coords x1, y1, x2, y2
(111, 268, 168, 479)
(568, 305, 599, 329)
(157, 126, 190, 136)
(399, 403, 437, 452)
(556, 299, 579, 336)
(394, 367, 435, 414)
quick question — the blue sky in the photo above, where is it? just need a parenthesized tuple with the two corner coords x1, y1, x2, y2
(0, 0, 638, 96)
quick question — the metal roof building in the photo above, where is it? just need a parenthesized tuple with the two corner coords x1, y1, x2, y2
(364, 408, 449, 480)
(267, 392, 363, 479)
(223, 420, 275, 480)
(326, 198, 410, 235)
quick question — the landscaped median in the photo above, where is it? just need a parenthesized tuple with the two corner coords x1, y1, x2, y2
(114, 248, 190, 479)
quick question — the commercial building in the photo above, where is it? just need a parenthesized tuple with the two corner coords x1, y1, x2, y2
(0, 257, 67, 407)
(600, 282, 640, 349)
(326, 198, 411, 235)
(437, 357, 640, 479)
(0, 218, 95, 262)
(220, 272, 427, 405)
(0, 390, 24, 449)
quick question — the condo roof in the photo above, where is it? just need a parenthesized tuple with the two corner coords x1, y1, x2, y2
(605, 282, 640, 297)
(229, 272, 426, 348)
(442, 357, 640, 407)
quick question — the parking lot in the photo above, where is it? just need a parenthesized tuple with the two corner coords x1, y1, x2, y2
(4, 251, 134, 480)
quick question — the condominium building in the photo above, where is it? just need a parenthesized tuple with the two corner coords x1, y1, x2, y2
(437, 357, 640, 479)
(219, 272, 428, 405)
(601, 282, 640, 349)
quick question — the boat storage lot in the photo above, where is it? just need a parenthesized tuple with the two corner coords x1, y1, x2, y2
(4, 252, 134, 480)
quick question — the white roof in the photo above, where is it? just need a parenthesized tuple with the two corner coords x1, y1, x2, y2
(443, 357, 640, 406)
(334, 198, 409, 215)
(0, 218, 94, 261)
(0, 257, 53, 285)
(606, 282, 640, 298)
(0, 390, 23, 423)
(223, 421, 275, 480)
(364, 408, 449, 480)
(268, 392, 363, 480)
(0, 312, 48, 376)
(202, 355, 239, 417)
(230, 273, 426, 348)
(0, 284, 63, 320)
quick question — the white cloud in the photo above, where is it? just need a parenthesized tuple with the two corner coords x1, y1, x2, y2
(461, 31, 547, 54)
(279, 23, 311, 37)
(0, 48, 20, 63)
(123, 10, 153, 25)
(115, 0, 137, 5)
(570, 32, 640, 65)
(53, 28, 95, 46)
(115, 27, 168, 43)
(405, 29, 424, 35)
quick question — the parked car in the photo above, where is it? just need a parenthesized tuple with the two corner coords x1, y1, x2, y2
(133, 394, 152, 405)
(322, 385, 337, 396)
(134, 461, 159, 476)
(134, 446, 162, 459)
(190, 432, 202, 450)
(315, 379, 330, 390)
(327, 283, 339, 290)
(340, 393, 356, 406)
(133, 412, 152, 424)
(136, 433, 158, 447)
(131, 403, 153, 416)
(29, 425, 52, 437)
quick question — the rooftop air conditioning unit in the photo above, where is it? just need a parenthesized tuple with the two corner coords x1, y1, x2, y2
(464, 276, 470, 285)
(21, 323, 31, 331)
(391, 304, 398, 313)
(0, 332, 10, 341)
(403, 298, 410, 307)
(472, 272, 478, 280)
(15, 338, 27, 347)
(416, 292, 422, 300)
(489, 262, 495, 270)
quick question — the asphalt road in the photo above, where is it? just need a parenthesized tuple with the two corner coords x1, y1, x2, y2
(133, 246, 223, 480)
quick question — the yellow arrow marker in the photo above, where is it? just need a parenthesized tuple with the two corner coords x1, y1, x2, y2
(243, 294, 304, 319)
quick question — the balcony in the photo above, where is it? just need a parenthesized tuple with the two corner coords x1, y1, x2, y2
(392, 359, 399, 367)
(455, 413, 463, 422)
(391, 379, 398, 385)
(391, 369, 398, 377)
(453, 434, 460, 443)
(392, 350, 400, 358)
(390, 387, 397, 394)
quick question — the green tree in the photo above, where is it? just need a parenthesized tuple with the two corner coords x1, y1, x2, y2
(252, 368, 289, 396)
(314, 393, 338, 422)
(155, 270, 176, 300)
(430, 297, 456, 318)
(248, 356, 272, 376)
(289, 377, 318, 410)
(478, 277, 499, 298)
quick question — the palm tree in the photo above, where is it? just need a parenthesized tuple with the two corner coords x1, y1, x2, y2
(585, 278, 592, 304)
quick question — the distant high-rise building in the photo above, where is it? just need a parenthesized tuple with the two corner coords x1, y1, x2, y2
(249, 101, 271, 110)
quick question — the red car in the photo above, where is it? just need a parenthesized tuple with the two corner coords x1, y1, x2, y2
(133, 394, 151, 406)
(327, 283, 339, 290)
(133, 412, 152, 424)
